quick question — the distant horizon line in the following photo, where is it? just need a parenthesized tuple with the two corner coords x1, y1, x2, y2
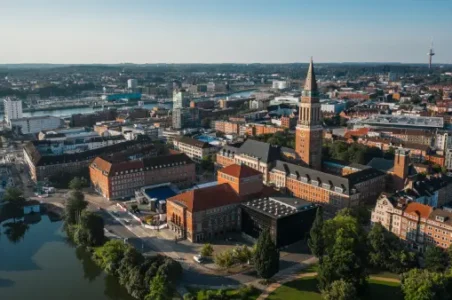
(0, 62, 451, 66)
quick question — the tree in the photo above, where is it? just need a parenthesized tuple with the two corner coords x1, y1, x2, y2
(401, 269, 451, 300)
(157, 257, 183, 283)
(214, 249, 234, 269)
(145, 272, 173, 300)
(3, 187, 24, 204)
(318, 214, 368, 293)
(234, 245, 253, 264)
(254, 229, 279, 279)
(69, 177, 87, 190)
(201, 243, 214, 257)
(64, 190, 88, 225)
(93, 240, 128, 275)
(448, 245, 452, 266)
(322, 279, 358, 300)
(118, 246, 145, 287)
(308, 206, 325, 259)
(425, 246, 449, 273)
(318, 228, 368, 293)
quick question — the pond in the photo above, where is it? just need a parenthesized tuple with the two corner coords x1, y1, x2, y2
(0, 214, 135, 300)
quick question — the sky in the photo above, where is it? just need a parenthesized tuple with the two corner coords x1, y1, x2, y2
(1, 0, 452, 64)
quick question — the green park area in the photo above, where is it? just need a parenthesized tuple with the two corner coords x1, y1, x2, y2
(186, 285, 261, 300)
(267, 276, 402, 300)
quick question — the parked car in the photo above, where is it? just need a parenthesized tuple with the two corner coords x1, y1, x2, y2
(193, 255, 204, 263)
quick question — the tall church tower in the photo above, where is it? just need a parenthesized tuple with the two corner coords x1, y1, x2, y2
(295, 58, 323, 170)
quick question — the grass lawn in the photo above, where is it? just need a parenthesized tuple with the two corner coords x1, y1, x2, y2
(267, 276, 403, 300)
(186, 286, 261, 300)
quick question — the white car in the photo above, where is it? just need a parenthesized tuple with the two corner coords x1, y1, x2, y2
(193, 255, 204, 263)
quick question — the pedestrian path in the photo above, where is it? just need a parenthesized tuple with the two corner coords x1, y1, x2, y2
(256, 268, 401, 300)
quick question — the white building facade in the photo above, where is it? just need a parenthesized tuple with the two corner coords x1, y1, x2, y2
(9, 116, 63, 134)
(4, 97, 23, 124)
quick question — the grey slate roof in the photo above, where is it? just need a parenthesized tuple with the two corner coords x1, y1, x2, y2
(272, 160, 384, 195)
(236, 139, 281, 163)
(367, 157, 395, 173)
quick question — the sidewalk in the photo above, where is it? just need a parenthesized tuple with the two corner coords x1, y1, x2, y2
(256, 268, 401, 300)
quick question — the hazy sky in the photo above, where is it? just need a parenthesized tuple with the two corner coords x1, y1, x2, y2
(1, 0, 451, 64)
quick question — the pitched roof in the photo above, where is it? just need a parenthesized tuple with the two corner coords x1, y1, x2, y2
(219, 164, 262, 178)
(404, 202, 433, 219)
(367, 157, 394, 172)
(175, 136, 213, 149)
(272, 160, 384, 195)
(236, 139, 281, 163)
(91, 153, 193, 176)
(304, 58, 318, 92)
(168, 183, 241, 212)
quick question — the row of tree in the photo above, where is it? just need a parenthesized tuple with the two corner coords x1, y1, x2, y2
(93, 240, 182, 300)
(63, 177, 182, 300)
(322, 140, 394, 165)
(309, 207, 452, 299)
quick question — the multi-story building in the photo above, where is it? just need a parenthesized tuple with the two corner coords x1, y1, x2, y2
(127, 79, 138, 90)
(320, 99, 346, 114)
(371, 193, 452, 251)
(166, 164, 274, 242)
(90, 152, 195, 200)
(24, 136, 153, 182)
(9, 116, 63, 135)
(244, 123, 284, 137)
(241, 196, 317, 247)
(172, 108, 199, 130)
(216, 139, 283, 183)
(4, 97, 23, 124)
(173, 89, 190, 109)
(269, 160, 385, 214)
(214, 120, 244, 135)
(172, 136, 217, 162)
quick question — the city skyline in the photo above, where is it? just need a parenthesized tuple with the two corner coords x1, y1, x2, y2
(1, 0, 452, 64)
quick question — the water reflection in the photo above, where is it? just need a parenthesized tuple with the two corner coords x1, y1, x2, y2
(75, 246, 103, 282)
(3, 221, 29, 244)
(0, 215, 134, 300)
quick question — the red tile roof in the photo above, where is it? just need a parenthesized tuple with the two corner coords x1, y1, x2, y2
(219, 164, 262, 178)
(404, 202, 433, 219)
(168, 183, 241, 212)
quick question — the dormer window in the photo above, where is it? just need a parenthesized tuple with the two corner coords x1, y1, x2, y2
(334, 186, 343, 193)
(311, 180, 319, 187)
(436, 215, 445, 223)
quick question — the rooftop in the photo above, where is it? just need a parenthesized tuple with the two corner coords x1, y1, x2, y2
(272, 160, 384, 195)
(175, 136, 213, 149)
(242, 196, 316, 219)
(358, 115, 444, 129)
(219, 164, 262, 178)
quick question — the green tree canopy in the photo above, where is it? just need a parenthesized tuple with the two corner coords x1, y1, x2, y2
(200, 243, 214, 257)
(69, 177, 87, 191)
(145, 272, 173, 300)
(322, 279, 358, 300)
(308, 206, 325, 259)
(253, 229, 279, 279)
(424, 246, 450, 273)
(3, 187, 24, 204)
(64, 190, 88, 225)
(401, 269, 451, 300)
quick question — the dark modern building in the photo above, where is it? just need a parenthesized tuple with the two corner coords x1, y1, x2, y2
(240, 196, 317, 247)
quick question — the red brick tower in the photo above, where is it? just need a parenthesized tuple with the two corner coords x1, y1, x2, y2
(295, 58, 323, 170)
(393, 148, 410, 191)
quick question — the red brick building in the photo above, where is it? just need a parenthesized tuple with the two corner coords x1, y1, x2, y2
(90, 153, 195, 200)
(166, 164, 274, 242)
(372, 194, 452, 251)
